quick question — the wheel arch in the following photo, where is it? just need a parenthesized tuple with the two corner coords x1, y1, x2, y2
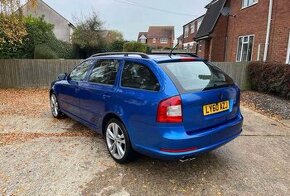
(49, 89, 54, 96)
(102, 113, 125, 135)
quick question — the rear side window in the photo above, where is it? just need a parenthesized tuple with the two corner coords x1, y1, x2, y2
(121, 62, 160, 91)
(159, 61, 233, 92)
(88, 60, 120, 85)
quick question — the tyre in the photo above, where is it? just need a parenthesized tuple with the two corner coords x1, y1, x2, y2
(105, 118, 135, 164)
(50, 93, 64, 119)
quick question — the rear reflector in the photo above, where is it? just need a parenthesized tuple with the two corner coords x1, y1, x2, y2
(160, 146, 198, 153)
(157, 96, 183, 123)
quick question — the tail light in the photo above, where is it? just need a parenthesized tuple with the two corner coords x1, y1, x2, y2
(157, 96, 183, 123)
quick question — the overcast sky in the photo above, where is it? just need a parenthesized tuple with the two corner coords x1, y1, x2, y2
(36, 0, 211, 40)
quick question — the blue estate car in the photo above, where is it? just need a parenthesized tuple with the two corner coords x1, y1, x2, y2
(50, 52, 243, 163)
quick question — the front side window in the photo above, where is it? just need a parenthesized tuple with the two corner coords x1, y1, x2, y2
(153, 38, 156, 44)
(184, 25, 189, 38)
(88, 60, 120, 85)
(242, 0, 258, 8)
(160, 38, 168, 44)
(236, 35, 254, 62)
(159, 61, 233, 93)
(121, 62, 160, 91)
(69, 60, 93, 81)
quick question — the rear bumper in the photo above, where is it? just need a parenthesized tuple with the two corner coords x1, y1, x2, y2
(132, 114, 243, 160)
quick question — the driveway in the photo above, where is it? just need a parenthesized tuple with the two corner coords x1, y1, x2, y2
(0, 89, 289, 196)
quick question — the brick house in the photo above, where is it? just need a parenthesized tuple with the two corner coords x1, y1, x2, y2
(20, 0, 75, 43)
(137, 26, 175, 49)
(182, 15, 204, 51)
(195, 0, 290, 64)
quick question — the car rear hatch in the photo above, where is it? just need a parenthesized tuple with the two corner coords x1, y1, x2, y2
(159, 59, 240, 134)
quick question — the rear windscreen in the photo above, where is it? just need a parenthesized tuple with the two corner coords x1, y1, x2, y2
(159, 61, 234, 93)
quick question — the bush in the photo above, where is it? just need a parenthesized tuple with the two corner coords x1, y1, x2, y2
(0, 16, 74, 59)
(108, 40, 127, 52)
(34, 44, 58, 59)
(123, 41, 151, 53)
(248, 62, 290, 99)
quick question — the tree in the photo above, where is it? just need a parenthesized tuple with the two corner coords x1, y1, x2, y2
(72, 12, 106, 58)
(105, 30, 124, 44)
(0, 16, 73, 59)
(0, 0, 37, 45)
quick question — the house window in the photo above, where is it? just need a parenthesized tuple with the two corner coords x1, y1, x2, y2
(236, 35, 254, 62)
(184, 25, 189, 38)
(242, 0, 258, 8)
(160, 38, 168, 44)
(153, 38, 156, 44)
(286, 32, 290, 64)
(69, 27, 74, 43)
(190, 22, 195, 34)
(197, 18, 203, 30)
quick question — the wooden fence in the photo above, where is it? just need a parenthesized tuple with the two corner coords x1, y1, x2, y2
(213, 61, 250, 90)
(0, 59, 250, 90)
(0, 59, 81, 88)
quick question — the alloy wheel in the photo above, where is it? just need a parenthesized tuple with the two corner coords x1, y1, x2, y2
(106, 122, 126, 160)
(50, 94, 59, 117)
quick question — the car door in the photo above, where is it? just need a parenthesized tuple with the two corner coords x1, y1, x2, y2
(116, 60, 161, 142)
(78, 59, 121, 128)
(58, 60, 93, 117)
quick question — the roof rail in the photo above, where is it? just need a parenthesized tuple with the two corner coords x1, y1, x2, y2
(150, 52, 199, 58)
(90, 52, 150, 59)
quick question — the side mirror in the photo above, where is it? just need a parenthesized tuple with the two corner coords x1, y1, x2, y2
(57, 73, 67, 80)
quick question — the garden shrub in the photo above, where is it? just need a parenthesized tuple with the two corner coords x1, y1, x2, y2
(123, 41, 151, 53)
(248, 62, 290, 99)
(34, 44, 57, 59)
(0, 16, 74, 59)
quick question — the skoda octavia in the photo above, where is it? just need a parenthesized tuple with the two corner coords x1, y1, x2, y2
(50, 52, 243, 163)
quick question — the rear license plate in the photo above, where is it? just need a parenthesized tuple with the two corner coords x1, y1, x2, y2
(203, 100, 229, 116)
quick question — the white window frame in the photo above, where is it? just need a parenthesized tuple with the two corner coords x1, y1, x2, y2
(190, 22, 195, 34)
(236, 35, 255, 62)
(153, 38, 156, 44)
(160, 38, 168, 44)
(241, 0, 258, 9)
(256, 43, 265, 61)
(286, 32, 290, 64)
(197, 18, 203, 31)
(184, 25, 189, 38)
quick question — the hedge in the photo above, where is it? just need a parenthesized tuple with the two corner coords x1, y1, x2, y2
(248, 62, 290, 99)
(34, 44, 58, 59)
(123, 41, 151, 53)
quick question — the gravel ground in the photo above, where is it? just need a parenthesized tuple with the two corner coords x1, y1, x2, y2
(0, 89, 289, 195)
(241, 91, 290, 120)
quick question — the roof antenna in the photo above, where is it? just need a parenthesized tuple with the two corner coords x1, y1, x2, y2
(169, 42, 179, 58)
